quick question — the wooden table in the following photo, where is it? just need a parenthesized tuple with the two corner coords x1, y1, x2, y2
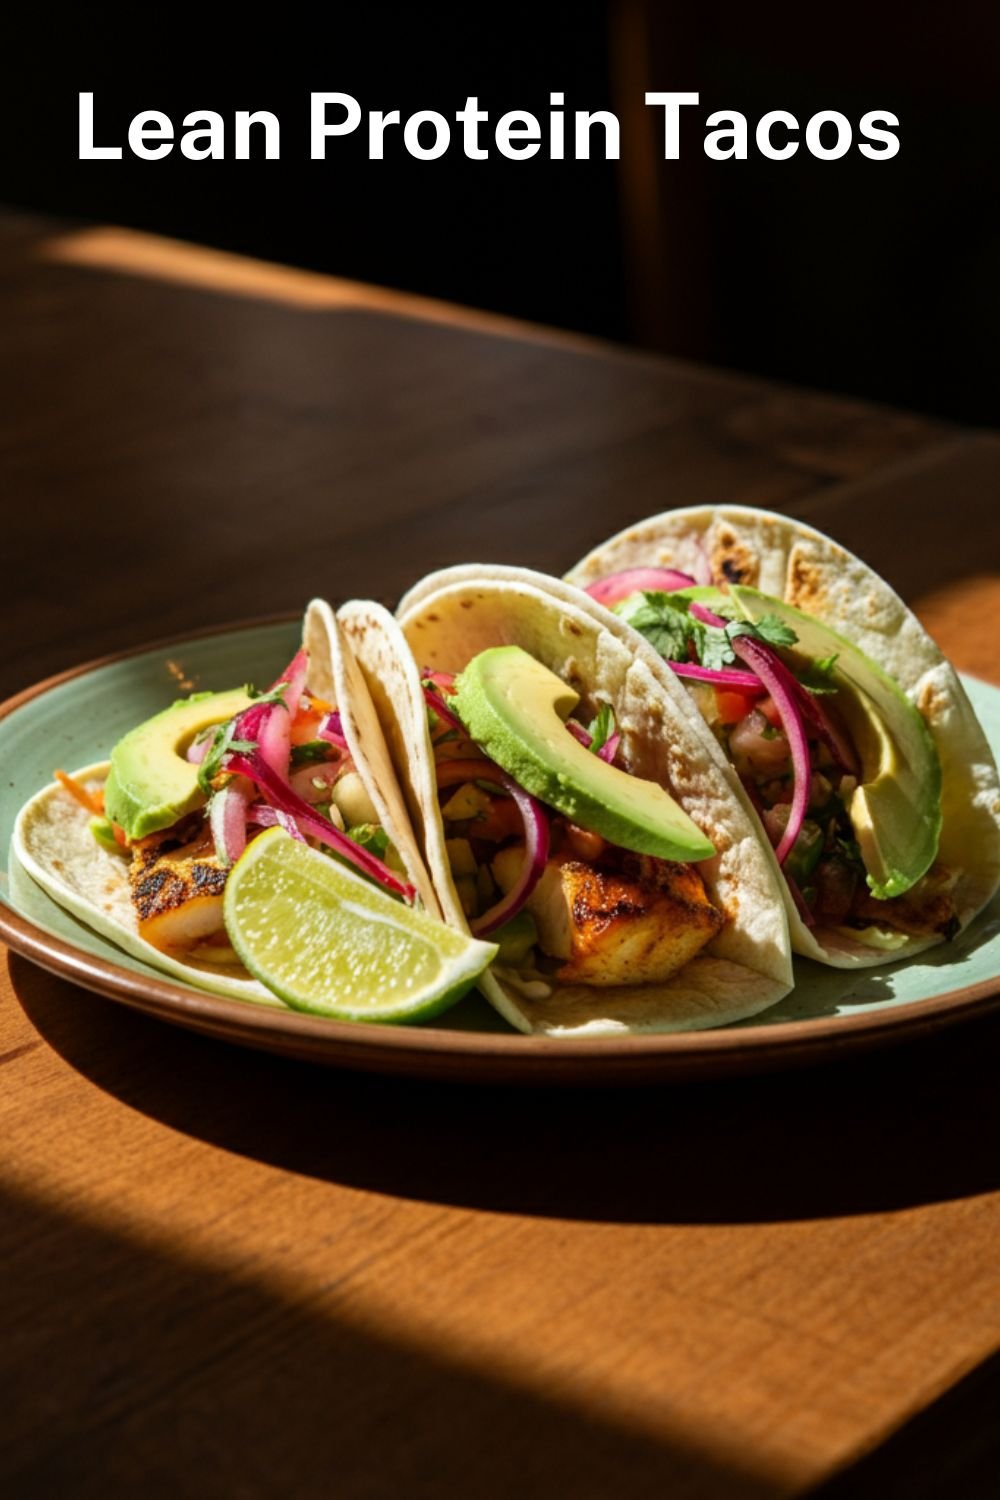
(2, 211, 998, 1498)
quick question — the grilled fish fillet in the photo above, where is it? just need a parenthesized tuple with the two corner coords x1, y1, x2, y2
(495, 847, 723, 987)
(852, 865, 959, 940)
(129, 823, 229, 953)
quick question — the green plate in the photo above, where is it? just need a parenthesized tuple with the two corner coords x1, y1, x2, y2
(2, 619, 998, 1083)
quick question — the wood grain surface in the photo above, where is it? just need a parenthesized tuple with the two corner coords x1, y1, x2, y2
(1, 211, 998, 1498)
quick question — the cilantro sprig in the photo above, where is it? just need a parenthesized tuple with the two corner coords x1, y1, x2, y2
(586, 703, 616, 755)
(196, 679, 294, 793)
(290, 740, 333, 768)
(615, 591, 799, 670)
(797, 653, 840, 695)
(197, 720, 258, 793)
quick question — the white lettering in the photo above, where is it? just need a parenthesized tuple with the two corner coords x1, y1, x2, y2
(456, 96, 488, 160)
(704, 110, 748, 161)
(496, 110, 540, 160)
(369, 111, 401, 159)
(128, 110, 173, 161)
(234, 110, 280, 160)
(859, 110, 900, 160)
(574, 109, 620, 160)
(756, 110, 799, 161)
(78, 92, 121, 160)
(645, 92, 699, 160)
(805, 110, 852, 160)
(403, 110, 450, 160)
(180, 112, 224, 161)
(310, 93, 361, 159)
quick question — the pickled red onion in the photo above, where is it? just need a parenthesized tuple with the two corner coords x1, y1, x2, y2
(669, 661, 764, 690)
(318, 711, 350, 751)
(224, 749, 414, 900)
(423, 685, 464, 733)
(585, 567, 697, 608)
(565, 717, 620, 764)
(209, 781, 250, 867)
(729, 635, 811, 866)
(689, 600, 729, 629)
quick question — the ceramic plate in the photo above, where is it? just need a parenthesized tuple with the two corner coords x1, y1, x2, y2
(2, 618, 998, 1083)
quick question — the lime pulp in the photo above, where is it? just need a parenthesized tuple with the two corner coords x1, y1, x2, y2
(223, 828, 497, 1023)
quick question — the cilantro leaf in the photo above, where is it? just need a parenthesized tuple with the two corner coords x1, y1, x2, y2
(346, 823, 390, 858)
(196, 719, 257, 793)
(586, 703, 616, 755)
(797, 653, 840, 695)
(616, 591, 800, 673)
(727, 615, 798, 650)
(290, 740, 333, 767)
(615, 591, 699, 661)
(700, 627, 738, 671)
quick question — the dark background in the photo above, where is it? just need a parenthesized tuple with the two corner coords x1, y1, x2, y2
(2, 2, 997, 424)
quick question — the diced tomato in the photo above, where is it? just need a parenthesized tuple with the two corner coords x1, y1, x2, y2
(112, 823, 129, 849)
(474, 794, 524, 842)
(758, 695, 783, 728)
(714, 688, 761, 725)
(290, 706, 325, 745)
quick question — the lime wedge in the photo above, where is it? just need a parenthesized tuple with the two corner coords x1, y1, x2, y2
(223, 828, 497, 1023)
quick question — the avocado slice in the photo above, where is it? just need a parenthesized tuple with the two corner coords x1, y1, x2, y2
(728, 586, 942, 899)
(104, 688, 254, 840)
(451, 647, 716, 862)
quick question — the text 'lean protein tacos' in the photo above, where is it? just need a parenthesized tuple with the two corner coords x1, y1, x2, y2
(339, 573, 794, 1035)
(567, 505, 1000, 967)
(14, 600, 495, 1021)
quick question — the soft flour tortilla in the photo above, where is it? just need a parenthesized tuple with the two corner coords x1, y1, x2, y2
(339, 576, 795, 1036)
(15, 759, 280, 1005)
(566, 504, 1000, 967)
(14, 600, 441, 1005)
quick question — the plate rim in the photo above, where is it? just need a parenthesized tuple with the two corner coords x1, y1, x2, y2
(2, 616, 999, 1077)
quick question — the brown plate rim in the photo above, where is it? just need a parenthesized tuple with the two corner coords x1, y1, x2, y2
(2, 616, 999, 1081)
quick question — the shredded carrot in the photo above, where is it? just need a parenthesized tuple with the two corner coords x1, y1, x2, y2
(54, 769, 104, 816)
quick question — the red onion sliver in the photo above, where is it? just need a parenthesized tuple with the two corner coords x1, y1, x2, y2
(730, 636, 811, 866)
(423, 685, 465, 733)
(318, 712, 350, 751)
(209, 781, 250, 867)
(244, 805, 306, 842)
(689, 600, 729, 629)
(422, 669, 456, 692)
(586, 567, 697, 608)
(225, 750, 414, 900)
(669, 661, 765, 690)
(434, 759, 549, 935)
(564, 718, 620, 764)
(598, 732, 620, 765)
(186, 736, 211, 766)
(272, 648, 309, 719)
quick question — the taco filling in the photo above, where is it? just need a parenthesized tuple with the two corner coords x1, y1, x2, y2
(590, 569, 955, 949)
(421, 646, 725, 994)
(70, 645, 414, 965)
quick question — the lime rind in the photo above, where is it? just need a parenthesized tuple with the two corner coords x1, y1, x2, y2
(223, 828, 497, 1023)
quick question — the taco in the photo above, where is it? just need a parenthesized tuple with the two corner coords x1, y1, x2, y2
(14, 600, 454, 1007)
(337, 573, 795, 1035)
(565, 504, 1000, 967)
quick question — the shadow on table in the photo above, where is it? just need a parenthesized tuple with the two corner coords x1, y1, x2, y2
(12, 953, 1000, 1225)
(0, 1177, 775, 1500)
